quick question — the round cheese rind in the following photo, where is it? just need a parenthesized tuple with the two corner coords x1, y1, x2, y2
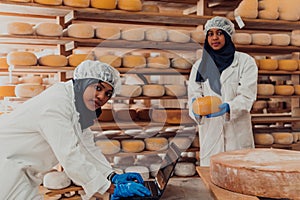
(174, 162, 196, 177)
(271, 34, 290, 46)
(142, 84, 165, 97)
(121, 140, 145, 153)
(294, 85, 300, 95)
(19, 76, 43, 84)
(67, 24, 94, 39)
(0, 57, 9, 69)
(14, 83, 45, 98)
(121, 28, 145, 41)
(232, 33, 252, 45)
(274, 85, 294, 96)
(234, 0, 258, 19)
(43, 171, 71, 190)
(144, 137, 168, 151)
(35, 22, 63, 37)
(278, 60, 298, 71)
(145, 28, 168, 42)
(147, 56, 170, 69)
(190, 30, 205, 43)
(258, 10, 279, 20)
(118, 85, 142, 97)
(259, 59, 278, 71)
(0, 85, 16, 97)
(95, 139, 121, 155)
(164, 85, 187, 97)
(168, 30, 190, 43)
(118, 0, 142, 11)
(122, 55, 146, 68)
(271, 132, 293, 145)
(0, 76, 19, 85)
(34, 0, 62, 5)
(257, 84, 275, 96)
(68, 54, 94, 67)
(251, 33, 272, 46)
(7, 51, 37, 66)
(254, 133, 274, 145)
(91, 0, 116, 9)
(113, 156, 135, 167)
(38, 55, 68, 67)
(64, 0, 90, 7)
(7, 22, 33, 35)
(97, 55, 121, 68)
(95, 26, 121, 40)
(171, 57, 192, 69)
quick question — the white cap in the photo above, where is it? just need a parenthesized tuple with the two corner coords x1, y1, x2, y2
(204, 16, 235, 37)
(74, 60, 121, 94)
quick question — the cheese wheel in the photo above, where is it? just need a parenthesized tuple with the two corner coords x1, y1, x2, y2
(192, 96, 222, 116)
(0, 57, 9, 69)
(274, 85, 294, 95)
(113, 156, 135, 166)
(68, 54, 94, 67)
(118, 0, 142, 11)
(67, 24, 94, 39)
(95, 26, 121, 40)
(271, 34, 290, 46)
(136, 154, 162, 166)
(121, 140, 145, 153)
(210, 148, 300, 199)
(151, 108, 194, 124)
(294, 85, 300, 95)
(271, 132, 293, 144)
(7, 22, 33, 35)
(14, 84, 45, 98)
(19, 76, 43, 84)
(278, 60, 298, 71)
(190, 30, 205, 43)
(259, 59, 278, 70)
(95, 139, 120, 154)
(0, 76, 19, 85)
(142, 84, 165, 97)
(91, 0, 116, 9)
(43, 171, 71, 190)
(251, 33, 271, 46)
(257, 84, 274, 95)
(35, 22, 63, 37)
(164, 85, 187, 97)
(118, 85, 142, 97)
(291, 34, 300, 46)
(34, 0, 62, 5)
(279, 11, 300, 21)
(39, 55, 68, 67)
(0, 85, 16, 97)
(8, 0, 31, 2)
(232, 33, 252, 45)
(145, 28, 168, 42)
(171, 57, 192, 69)
(254, 133, 274, 145)
(234, 0, 258, 19)
(121, 28, 145, 41)
(7, 51, 37, 66)
(258, 10, 279, 20)
(174, 162, 196, 177)
(168, 30, 190, 43)
(63, 0, 90, 7)
(147, 56, 170, 69)
(125, 166, 149, 180)
(122, 55, 146, 68)
(144, 137, 168, 151)
(142, 4, 159, 13)
(97, 55, 121, 68)
(252, 100, 267, 112)
(168, 137, 192, 150)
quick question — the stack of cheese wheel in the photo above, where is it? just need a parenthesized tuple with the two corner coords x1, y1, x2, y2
(171, 57, 192, 69)
(34, 0, 62, 5)
(142, 84, 165, 97)
(190, 30, 205, 43)
(121, 139, 145, 153)
(144, 137, 168, 151)
(68, 54, 94, 67)
(271, 132, 293, 144)
(259, 59, 278, 70)
(168, 30, 190, 43)
(95, 139, 120, 154)
(64, 0, 90, 7)
(278, 59, 298, 71)
(192, 96, 222, 116)
(232, 33, 252, 45)
(0, 57, 9, 70)
(97, 54, 122, 68)
(254, 133, 274, 145)
(234, 0, 258, 19)
(257, 84, 275, 96)
(258, 0, 279, 20)
(210, 148, 300, 199)
(122, 54, 146, 68)
(164, 84, 187, 97)
(91, 0, 117, 9)
(14, 83, 45, 98)
(118, 85, 142, 97)
(251, 33, 271, 46)
(7, 51, 37, 66)
(95, 26, 121, 40)
(67, 24, 94, 39)
(34, 22, 63, 37)
(145, 28, 168, 42)
(118, 0, 142, 11)
(38, 55, 68, 67)
(7, 22, 34, 35)
(147, 56, 170, 69)
(291, 30, 300, 46)
(271, 34, 290, 46)
(43, 171, 71, 190)
(121, 28, 145, 41)
(274, 85, 294, 95)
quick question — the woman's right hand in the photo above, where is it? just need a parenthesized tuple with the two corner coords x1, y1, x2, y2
(111, 182, 151, 200)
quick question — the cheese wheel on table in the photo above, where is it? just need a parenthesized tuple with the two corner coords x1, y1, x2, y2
(278, 60, 298, 71)
(91, 0, 116, 9)
(145, 28, 167, 42)
(147, 56, 170, 69)
(97, 55, 121, 68)
(259, 59, 278, 70)
(232, 33, 252, 45)
(64, 0, 90, 7)
(251, 33, 271, 46)
(95, 139, 120, 154)
(210, 148, 300, 199)
(15, 84, 45, 98)
(35, 22, 63, 37)
(168, 30, 190, 43)
(118, 0, 142, 11)
(144, 137, 168, 151)
(121, 28, 145, 41)
(39, 55, 68, 67)
(121, 139, 145, 153)
(68, 54, 94, 67)
(67, 24, 94, 39)
(7, 22, 34, 35)
(95, 26, 120, 40)
(192, 96, 222, 116)
(7, 51, 37, 66)
(34, 0, 62, 5)
(271, 34, 290, 46)
(43, 171, 71, 190)
(254, 133, 274, 145)
(122, 55, 146, 68)
(142, 84, 165, 97)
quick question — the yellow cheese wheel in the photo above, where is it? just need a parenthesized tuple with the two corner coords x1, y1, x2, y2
(122, 55, 146, 68)
(118, 0, 142, 11)
(192, 96, 222, 116)
(97, 55, 122, 68)
(63, 0, 90, 7)
(168, 30, 190, 43)
(171, 57, 192, 69)
(144, 137, 168, 151)
(34, 0, 62, 5)
(232, 33, 252, 45)
(278, 60, 298, 71)
(294, 85, 300, 95)
(35, 22, 63, 37)
(19, 76, 43, 84)
(38, 55, 68, 67)
(147, 56, 170, 69)
(145, 28, 168, 42)
(7, 22, 34, 35)
(257, 84, 275, 96)
(91, 0, 116, 9)
(271, 132, 293, 145)
(258, 10, 279, 20)
(274, 85, 294, 96)
(121, 140, 145, 153)
(190, 30, 205, 43)
(7, 51, 37, 66)
(121, 28, 145, 41)
(254, 133, 274, 145)
(95, 139, 120, 155)
(15, 83, 45, 98)
(118, 85, 142, 97)
(234, 0, 258, 19)
(259, 59, 278, 71)
(251, 33, 272, 46)
(142, 84, 165, 97)
(164, 85, 187, 97)
(0, 57, 9, 69)
(142, 4, 159, 13)
(8, 0, 31, 2)
(67, 24, 94, 39)
(95, 26, 121, 40)
(0, 85, 16, 97)
(271, 34, 290, 46)
(291, 34, 300, 46)
(68, 54, 94, 67)
(151, 108, 194, 124)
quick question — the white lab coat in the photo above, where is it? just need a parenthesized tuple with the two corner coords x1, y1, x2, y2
(188, 51, 257, 166)
(0, 80, 113, 200)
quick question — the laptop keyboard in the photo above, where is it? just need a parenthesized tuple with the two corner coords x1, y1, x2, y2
(144, 181, 159, 197)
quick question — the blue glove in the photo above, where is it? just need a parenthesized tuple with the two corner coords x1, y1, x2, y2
(111, 172, 144, 184)
(206, 103, 230, 118)
(111, 182, 151, 200)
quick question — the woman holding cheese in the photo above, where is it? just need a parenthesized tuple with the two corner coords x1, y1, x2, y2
(188, 16, 258, 166)
(0, 60, 150, 199)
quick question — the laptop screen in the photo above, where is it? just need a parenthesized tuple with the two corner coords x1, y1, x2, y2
(155, 143, 181, 191)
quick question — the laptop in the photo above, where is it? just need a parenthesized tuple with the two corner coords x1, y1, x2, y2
(119, 142, 182, 200)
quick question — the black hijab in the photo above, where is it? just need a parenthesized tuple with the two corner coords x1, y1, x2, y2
(73, 78, 102, 130)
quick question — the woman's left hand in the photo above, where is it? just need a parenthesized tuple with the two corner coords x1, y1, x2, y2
(206, 103, 230, 118)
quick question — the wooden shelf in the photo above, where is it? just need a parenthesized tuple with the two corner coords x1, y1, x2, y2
(256, 141, 300, 151)
(251, 116, 300, 124)
(257, 95, 300, 98)
(114, 95, 188, 100)
(258, 70, 300, 75)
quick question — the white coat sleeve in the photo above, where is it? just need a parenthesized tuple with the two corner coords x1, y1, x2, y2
(227, 55, 258, 120)
(38, 92, 111, 199)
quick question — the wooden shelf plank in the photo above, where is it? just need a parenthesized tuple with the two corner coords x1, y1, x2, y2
(257, 95, 300, 98)
(11, 66, 76, 72)
(251, 116, 300, 124)
(259, 70, 300, 75)
(114, 96, 188, 100)
(236, 44, 300, 54)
